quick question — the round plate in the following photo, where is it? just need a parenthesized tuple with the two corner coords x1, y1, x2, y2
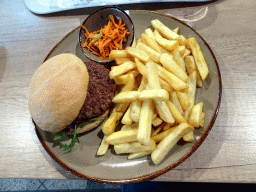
(35, 10, 222, 184)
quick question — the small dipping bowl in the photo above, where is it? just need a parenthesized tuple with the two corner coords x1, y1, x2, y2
(79, 7, 134, 64)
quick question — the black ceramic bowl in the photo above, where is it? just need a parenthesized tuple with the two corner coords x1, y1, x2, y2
(79, 7, 134, 63)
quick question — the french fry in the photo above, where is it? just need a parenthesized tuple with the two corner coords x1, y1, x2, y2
(176, 91, 190, 110)
(160, 53, 188, 82)
(144, 28, 155, 40)
(109, 61, 136, 79)
(121, 105, 133, 125)
(102, 109, 123, 136)
(186, 37, 209, 80)
(183, 130, 194, 142)
(153, 30, 179, 51)
(126, 46, 150, 63)
(151, 19, 179, 40)
(151, 126, 176, 143)
(120, 123, 138, 131)
(137, 100, 154, 146)
(183, 49, 191, 58)
(183, 71, 197, 120)
(172, 49, 186, 72)
(136, 42, 161, 63)
(139, 89, 169, 101)
(146, 61, 175, 123)
(163, 123, 174, 131)
(128, 151, 152, 160)
(114, 139, 156, 154)
(106, 129, 138, 145)
(200, 112, 205, 127)
(173, 27, 180, 34)
(151, 123, 194, 164)
(177, 35, 187, 46)
(170, 91, 184, 115)
(157, 65, 189, 91)
(109, 50, 129, 60)
(189, 102, 204, 128)
(184, 55, 203, 87)
(97, 135, 109, 156)
(141, 32, 162, 53)
(130, 100, 142, 123)
(112, 91, 140, 103)
(166, 100, 187, 124)
(152, 116, 163, 127)
(114, 57, 134, 65)
(120, 74, 135, 92)
(151, 123, 165, 136)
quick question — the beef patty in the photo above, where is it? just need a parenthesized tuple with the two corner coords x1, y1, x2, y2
(74, 61, 116, 125)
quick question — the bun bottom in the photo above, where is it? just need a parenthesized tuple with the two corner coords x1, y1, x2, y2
(76, 110, 110, 134)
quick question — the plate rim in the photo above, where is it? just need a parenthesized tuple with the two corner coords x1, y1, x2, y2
(36, 9, 222, 184)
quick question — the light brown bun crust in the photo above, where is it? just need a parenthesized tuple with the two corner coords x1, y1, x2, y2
(28, 53, 89, 132)
(76, 110, 109, 134)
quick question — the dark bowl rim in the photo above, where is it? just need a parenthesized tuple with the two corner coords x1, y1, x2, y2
(78, 6, 134, 64)
(37, 9, 222, 185)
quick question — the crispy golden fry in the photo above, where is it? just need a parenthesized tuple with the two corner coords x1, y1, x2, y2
(200, 112, 205, 127)
(121, 105, 133, 125)
(136, 42, 161, 63)
(163, 123, 174, 131)
(139, 89, 169, 101)
(183, 49, 191, 58)
(152, 116, 163, 127)
(151, 126, 176, 143)
(183, 130, 194, 142)
(166, 100, 187, 124)
(173, 27, 180, 34)
(151, 19, 179, 40)
(184, 55, 203, 87)
(120, 123, 138, 131)
(144, 28, 155, 40)
(183, 71, 197, 121)
(157, 65, 189, 91)
(177, 35, 187, 46)
(109, 61, 136, 79)
(153, 30, 179, 51)
(120, 74, 135, 92)
(130, 100, 142, 123)
(109, 50, 129, 60)
(126, 46, 150, 63)
(160, 53, 188, 82)
(176, 91, 190, 110)
(132, 36, 137, 48)
(97, 135, 109, 156)
(102, 109, 123, 136)
(177, 45, 186, 56)
(172, 49, 186, 72)
(146, 61, 175, 123)
(170, 91, 184, 115)
(114, 139, 156, 154)
(114, 57, 134, 65)
(112, 91, 140, 103)
(137, 100, 154, 146)
(106, 129, 138, 145)
(189, 102, 203, 128)
(141, 32, 162, 53)
(128, 151, 152, 160)
(151, 123, 193, 164)
(186, 37, 209, 80)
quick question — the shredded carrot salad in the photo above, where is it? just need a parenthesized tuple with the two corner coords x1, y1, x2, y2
(81, 15, 130, 59)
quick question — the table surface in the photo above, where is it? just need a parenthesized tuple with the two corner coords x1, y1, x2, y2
(1, 0, 256, 183)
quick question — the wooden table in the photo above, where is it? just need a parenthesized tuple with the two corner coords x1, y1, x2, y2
(1, 0, 256, 183)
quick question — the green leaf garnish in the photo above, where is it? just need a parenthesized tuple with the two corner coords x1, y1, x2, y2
(54, 125, 79, 154)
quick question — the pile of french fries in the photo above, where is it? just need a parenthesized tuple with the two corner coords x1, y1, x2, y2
(97, 19, 209, 165)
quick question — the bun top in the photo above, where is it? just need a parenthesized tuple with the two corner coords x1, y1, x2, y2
(28, 53, 89, 132)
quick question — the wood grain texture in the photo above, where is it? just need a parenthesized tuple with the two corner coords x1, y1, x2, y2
(1, 0, 256, 182)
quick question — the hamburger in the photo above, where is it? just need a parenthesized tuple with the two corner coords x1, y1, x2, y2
(28, 53, 116, 137)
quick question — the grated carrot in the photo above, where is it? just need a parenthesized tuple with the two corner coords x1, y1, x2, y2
(80, 15, 130, 59)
